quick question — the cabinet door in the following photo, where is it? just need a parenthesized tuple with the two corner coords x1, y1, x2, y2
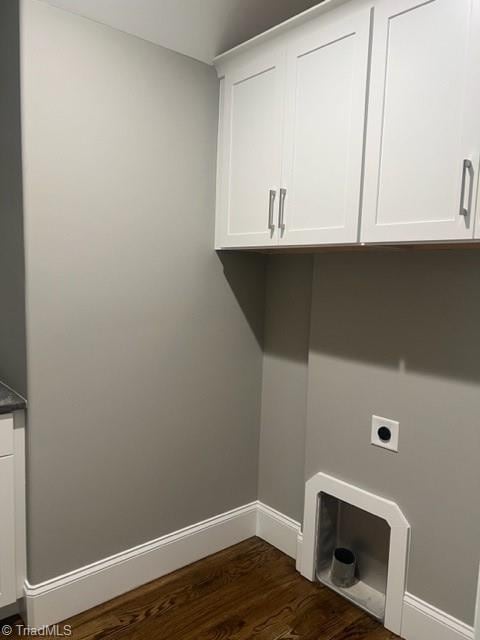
(216, 51, 285, 248)
(279, 9, 371, 246)
(362, 0, 480, 243)
(0, 455, 16, 608)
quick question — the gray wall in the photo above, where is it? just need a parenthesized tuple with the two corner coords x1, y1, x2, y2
(0, 0, 27, 396)
(260, 250, 480, 623)
(20, 0, 265, 583)
(306, 251, 480, 624)
(258, 255, 312, 523)
(214, 0, 327, 56)
(16, 0, 479, 622)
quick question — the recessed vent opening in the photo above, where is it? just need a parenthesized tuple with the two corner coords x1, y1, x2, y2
(315, 492, 390, 621)
(300, 472, 410, 635)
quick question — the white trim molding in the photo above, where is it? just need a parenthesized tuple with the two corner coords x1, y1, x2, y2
(300, 472, 410, 636)
(25, 502, 257, 628)
(255, 502, 300, 559)
(295, 532, 303, 573)
(25, 500, 302, 629)
(402, 593, 474, 640)
(23, 499, 475, 640)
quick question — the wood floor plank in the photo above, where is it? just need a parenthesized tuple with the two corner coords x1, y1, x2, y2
(101, 545, 296, 638)
(328, 614, 398, 639)
(193, 582, 365, 640)
(68, 538, 285, 639)
(2, 538, 400, 640)
(71, 538, 275, 629)
(102, 552, 298, 639)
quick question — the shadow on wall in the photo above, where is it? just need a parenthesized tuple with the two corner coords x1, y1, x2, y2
(0, 0, 27, 396)
(217, 251, 267, 348)
(306, 248, 480, 624)
(262, 254, 314, 364)
(217, 0, 325, 55)
(310, 249, 480, 385)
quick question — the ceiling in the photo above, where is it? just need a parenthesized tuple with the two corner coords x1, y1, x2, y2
(39, 0, 323, 64)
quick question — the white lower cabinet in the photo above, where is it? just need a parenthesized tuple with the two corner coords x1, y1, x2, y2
(0, 454, 16, 608)
(0, 413, 17, 609)
(214, 0, 480, 249)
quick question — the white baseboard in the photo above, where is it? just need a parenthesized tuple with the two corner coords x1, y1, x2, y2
(255, 503, 475, 640)
(23, 501, 476, 640)
(24, 502, 257, 628)
(255, 502, 301, 559)
(402, 593, 474, 640)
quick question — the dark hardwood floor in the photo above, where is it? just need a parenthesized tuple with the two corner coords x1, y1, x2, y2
(2, 538, 399, 639)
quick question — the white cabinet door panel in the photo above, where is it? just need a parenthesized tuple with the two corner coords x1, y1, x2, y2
(279, 9, 371, 246)
(217, 52, 285, 248)
(0, 415, 14, 457)
(362, 0, 480, 243)
(0, 456, 16, 608)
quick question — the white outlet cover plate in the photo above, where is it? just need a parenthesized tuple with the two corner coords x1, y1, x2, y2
(371, 415, 399, 452)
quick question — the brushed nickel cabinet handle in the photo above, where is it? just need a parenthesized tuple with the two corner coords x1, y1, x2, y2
(460, 159, 474, 217)
(268, 190, 276, 231)
(279, 188, 287, 232)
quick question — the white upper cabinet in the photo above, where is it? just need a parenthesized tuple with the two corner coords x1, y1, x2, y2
(279, 9, 371, 246)
(215, 0, 480, 249)
(362, 0, 480, 243)
(215, 51, 285, 248)
(215, 5, 371, 249)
